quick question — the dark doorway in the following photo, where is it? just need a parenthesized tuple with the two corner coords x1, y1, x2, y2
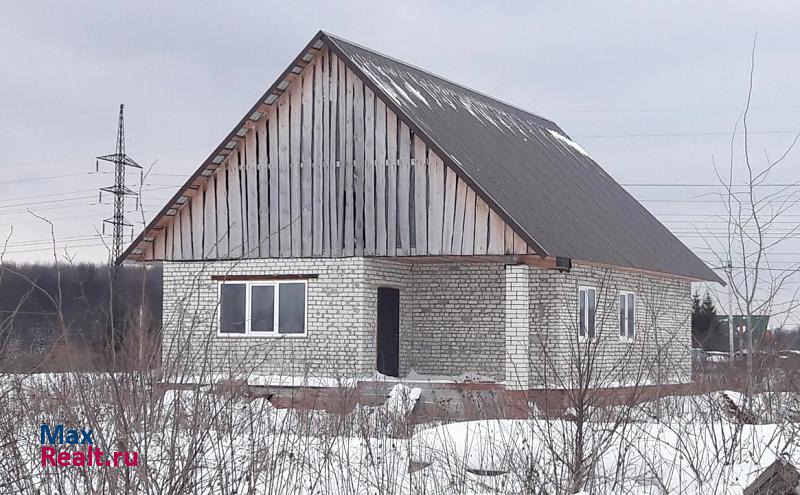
(376, 287, 400, 377)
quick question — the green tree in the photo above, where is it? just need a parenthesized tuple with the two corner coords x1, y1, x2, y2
(691, 292, 717, 347)
(701, 293, 717, 319)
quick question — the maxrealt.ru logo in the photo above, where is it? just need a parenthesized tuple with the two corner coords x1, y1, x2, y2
(40, 424, 138, 467)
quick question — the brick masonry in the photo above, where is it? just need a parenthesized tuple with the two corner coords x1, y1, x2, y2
(161, 258, 691, 389)
(527, 263, 693, 388)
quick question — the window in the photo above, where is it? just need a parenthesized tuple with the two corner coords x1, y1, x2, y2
(578, 287, 597, 340)
(619, 291, 635, 341)
(218, 280, 307, 336)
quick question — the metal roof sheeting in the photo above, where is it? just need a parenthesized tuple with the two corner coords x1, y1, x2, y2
(325, 33, 721, 283)
(121, 30, 721, 283)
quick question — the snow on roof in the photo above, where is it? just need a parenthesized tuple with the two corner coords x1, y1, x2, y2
(326, 33, 721, 282)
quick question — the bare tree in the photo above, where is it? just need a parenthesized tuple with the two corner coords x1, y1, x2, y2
(703, 36, 800, 399)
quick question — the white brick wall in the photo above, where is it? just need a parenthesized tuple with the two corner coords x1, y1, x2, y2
(505, 265, 530, 390)
(160, 258, 692, 388)
(161, 258, 506, 380)
(527, 263, 692, 388)
(161, 258, 375, 379)
(403, 262, 506, 379)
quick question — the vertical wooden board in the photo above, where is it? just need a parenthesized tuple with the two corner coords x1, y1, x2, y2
(343, 67, 355, 256)
(165, 223, 174, 260)
(143, 241, 154, 261)
(239, 156, 249, 256)
(290, 79, 303, 257)
(374, 99, 387, 255)
(172, 212, 182, 260)
(215, 163, 229, 257)
(337, 59, 347, 254)
(268, 114, 280, 257)
(473, 196, 490, 255)
(246, 129, 259, 256)
(301, 69, 313, 256)
(154, 228, 166, 260)
(451, 177, 468, 254)
(320, 50, 330, 255)
(239, 149, 249, 255)
(353, 75, 365, 255)
(204, 175, 217, 258)
(164, 224, 170, 260)
(504, 224, 515, 255)
(338, 60, 348, 252)
(385, 109, 397, 255)
(257, 118, 270, 256)
(488, 209, 505, 255)
(513, 232, 528, 254)
(228, 154, 244, 258)
(363, 86, 375, 255)
(191, 190, 204, 258)
(278, 93, 292, 256)
(441, 166, 458, 254)
(427, 152, 444, 254)
(181, 204, 192, 259)
(312, 54, 324, 256)
(413, 136, 428, 254)
(327, 54, 340, 256)
(461, 188, 476, 255)
(397, 121, 411, 254)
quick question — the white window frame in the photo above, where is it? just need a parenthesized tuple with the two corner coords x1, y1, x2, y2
(619, 291, 636, 342)
(578, 286, 597, 342)
(217, 280, 308, 338)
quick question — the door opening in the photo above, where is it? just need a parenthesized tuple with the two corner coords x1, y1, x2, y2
(376, 287, 400, 377)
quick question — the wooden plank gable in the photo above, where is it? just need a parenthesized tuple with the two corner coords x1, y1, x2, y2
(144, 46, 529, 261)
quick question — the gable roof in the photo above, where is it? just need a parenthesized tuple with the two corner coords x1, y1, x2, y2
(121, 30, 721, 284)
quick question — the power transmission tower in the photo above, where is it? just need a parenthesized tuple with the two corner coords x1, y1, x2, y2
(97, 104, 141, 268)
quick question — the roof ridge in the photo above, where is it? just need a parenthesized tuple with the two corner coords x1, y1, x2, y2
(321, 31, 561, 132)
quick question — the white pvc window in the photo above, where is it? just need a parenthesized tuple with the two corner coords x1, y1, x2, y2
(578, 286, 597, 341)
(619, 291, 635, 341)
(218, 281, 307, 336)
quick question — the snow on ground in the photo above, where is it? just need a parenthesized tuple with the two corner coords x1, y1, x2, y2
(2, 372, 798, 494)
(411, 418, 799, 494)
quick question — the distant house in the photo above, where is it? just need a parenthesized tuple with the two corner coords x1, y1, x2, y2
(698, 315, 771, 353)
(120, 31, 721, 390)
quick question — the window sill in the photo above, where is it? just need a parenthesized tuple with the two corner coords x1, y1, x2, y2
(217, 332, 308, 339)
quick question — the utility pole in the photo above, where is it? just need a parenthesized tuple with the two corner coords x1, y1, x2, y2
(727, 258, 735, 361)
(98, 104, 141, 270)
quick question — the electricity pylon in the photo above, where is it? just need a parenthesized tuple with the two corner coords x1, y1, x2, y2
(97, 104, 141, 267)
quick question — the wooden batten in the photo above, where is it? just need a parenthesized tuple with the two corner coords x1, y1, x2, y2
(144, 45, 532, 262)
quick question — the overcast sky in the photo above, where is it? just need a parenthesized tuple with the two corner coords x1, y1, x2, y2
(1, 2, 798, 320)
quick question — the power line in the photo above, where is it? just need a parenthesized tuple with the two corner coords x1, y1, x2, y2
(0, 195, 98, 211)
(1, 234, 110, 248)
(0, 172, 102, 186)
(1, 242, 106, 255)
(552, 104, 800, 114)
(0, 144, 209, 169)
(623, 183, 800, 187)
(0, 212, 111, 227)
(0, 183, 180, 205)
(0, 186, 179, 216)
(0, 106, 240, 128)
(575, 129, 800, 139)
(640, 198, 800, 204)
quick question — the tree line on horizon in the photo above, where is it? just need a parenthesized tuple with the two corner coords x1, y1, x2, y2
(0, 262, 162, 371)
